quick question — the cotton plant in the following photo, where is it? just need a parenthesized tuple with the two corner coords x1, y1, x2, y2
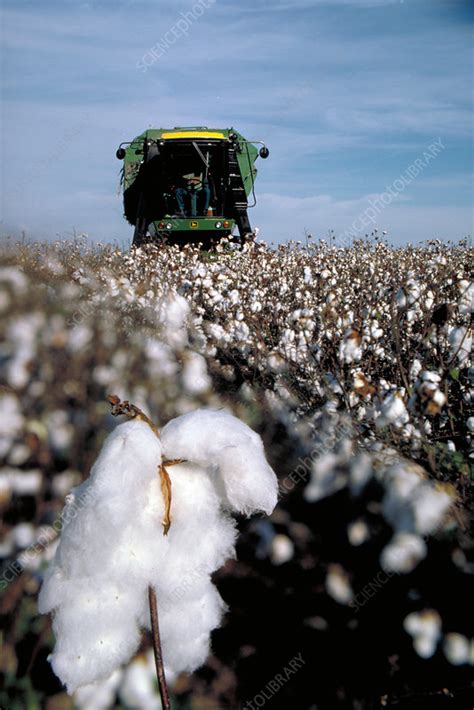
(38, 397, 278, 696)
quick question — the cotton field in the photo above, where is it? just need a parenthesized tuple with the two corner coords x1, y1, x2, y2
(0, 236, 472, 709)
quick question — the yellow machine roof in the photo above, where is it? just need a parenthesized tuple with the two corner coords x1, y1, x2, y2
(161, 131, 226, 140)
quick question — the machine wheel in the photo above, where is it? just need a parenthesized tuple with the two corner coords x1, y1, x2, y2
(132, 219, 149, 247)
(234, 208, 252, 244)
(132, 193, 149, 247)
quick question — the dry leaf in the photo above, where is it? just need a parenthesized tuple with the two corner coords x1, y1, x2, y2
(159, 463, 173, 536)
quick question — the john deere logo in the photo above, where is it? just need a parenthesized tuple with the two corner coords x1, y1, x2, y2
(190, 221, 198, 229)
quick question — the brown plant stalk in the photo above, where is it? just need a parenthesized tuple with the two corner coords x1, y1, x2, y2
(149, 585, 172, 710)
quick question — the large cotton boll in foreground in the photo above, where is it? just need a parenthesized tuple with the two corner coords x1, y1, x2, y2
(161, 408, 278, 515)
(39, 410, 278, 695)
(39, 420, 164, 693)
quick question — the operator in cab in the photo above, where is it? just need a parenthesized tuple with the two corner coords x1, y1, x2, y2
(175, 171, 211, 217)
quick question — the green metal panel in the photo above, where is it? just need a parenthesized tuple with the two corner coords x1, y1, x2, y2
(122, 130, 146, 192)
(150, 217, 235, 232)
(121, 126, 259, 197)
(235, 140, 258, 198)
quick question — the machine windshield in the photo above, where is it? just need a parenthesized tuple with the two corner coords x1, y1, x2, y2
(147, 140, 227, 218)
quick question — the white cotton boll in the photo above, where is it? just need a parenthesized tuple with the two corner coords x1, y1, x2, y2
(406, 278, 420, 305)
(234, 320, 250, 343)
(145, 340, 178, 379)
(304, 453, 346, 503)
(414, 635, 438, 659)
(396, 288, 406, 309)
(92, 365, 116, 386)
(51, 607, 143, 694)
(303, 266, 313, 285)
(382, 463, 424, 531)
(4, 468, 42, 496)
(406, 308, 417, 323)
(0, 394, 24, 457)
(229, 289, 240, 305)
(411, 483, 454, 536)
(146, 461, 237, 598)
(431, 389, 446, 410)
(68, 325, 92, 353)
(192, 265, 207, 279)
(205, 322, 227, 346)
(39, 420, 164, 693)
(0, 265, 27, 293)
(41, 411, 277, 694)
(6, 313, 43, 388)
(380, 533, 427, 573)
(0, 530, 14, 558)
(403, 610, 441, 659)
(267, 352, 287, 373)
(347, 520, 369, 546)
(323, 373, 343, 395)
(338, 329, 362, 364)
(424, 290, 435, 311)
(159, 294, 190, 348)
(18, 532, 54, 571)
(47, 410, 74, 453)
(375, 392, 409, 429)
(443, 633, 470, 666)
(421, 370, 441, 384)
(156, 585, 226, 673)
(457, 279, 474, 315)
(119, 652, 162, 709)
(409, 373, 447, 415)
(404, 610, 438, 639)
(349, 453, 372, 496)
(72, 269, 89, 286)
(51, 470, 81, 498)
(448, 326, 472, 365)
(409, 359, 423, 380)
(370, 325, 384, 340)
(271, 534, 294, 565)
(423, 419, 432, 435)
(182, 352, 211, 394)
(73, 669, 123, 710)
(161, 409, 278, 516)
(326, 564, 353, 605)
(12, 522, 36, 548)
(8, 443, 31, 466)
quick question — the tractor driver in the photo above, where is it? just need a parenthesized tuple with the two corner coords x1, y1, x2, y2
(175, 172, 211, 217)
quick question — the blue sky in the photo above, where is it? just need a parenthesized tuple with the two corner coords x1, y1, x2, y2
(1, 0, 472, 246)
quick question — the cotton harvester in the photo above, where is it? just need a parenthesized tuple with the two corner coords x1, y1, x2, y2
(116, 126, 269, 247)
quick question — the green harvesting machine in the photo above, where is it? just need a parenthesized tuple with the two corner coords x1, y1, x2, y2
(116, 126, 269, 247)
